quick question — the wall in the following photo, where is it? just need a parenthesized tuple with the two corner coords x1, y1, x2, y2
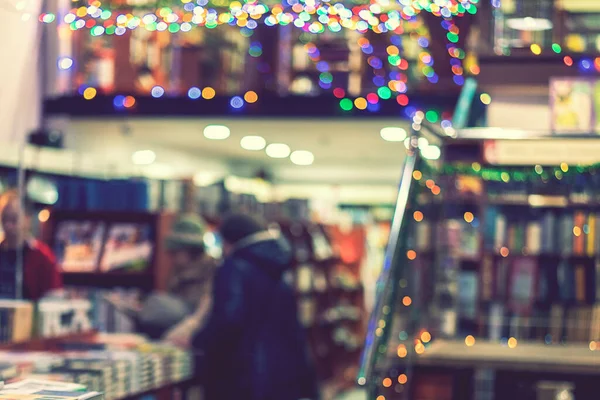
(0, 0, 42, 146)
(486, 87, 551, 131)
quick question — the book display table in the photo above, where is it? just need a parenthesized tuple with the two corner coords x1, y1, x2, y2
(0, 332, 198, 400)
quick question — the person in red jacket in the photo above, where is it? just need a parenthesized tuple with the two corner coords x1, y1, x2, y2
(0, 191, 62, 300)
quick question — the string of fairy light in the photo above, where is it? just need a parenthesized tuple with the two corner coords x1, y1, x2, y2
(39, 0, 481, 35)
(39, 0, 483, 115)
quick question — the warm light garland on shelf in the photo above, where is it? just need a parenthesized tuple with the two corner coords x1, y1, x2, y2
(440, 161, 600, 183)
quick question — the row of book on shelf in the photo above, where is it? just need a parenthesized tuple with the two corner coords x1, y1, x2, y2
(0, 333, 193, 400)
(413, 208, 600, 257)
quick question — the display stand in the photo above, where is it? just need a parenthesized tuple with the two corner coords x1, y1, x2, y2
(42, 210, 175, 292)
(360, 126, 600, 400)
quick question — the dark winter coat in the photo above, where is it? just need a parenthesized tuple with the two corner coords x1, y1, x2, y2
(192, 231, 319, 400)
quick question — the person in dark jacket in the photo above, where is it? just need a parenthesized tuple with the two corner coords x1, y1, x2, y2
(192, 213, 319, 400)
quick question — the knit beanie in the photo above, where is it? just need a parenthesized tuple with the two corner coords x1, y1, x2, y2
(218, 213, 266, 245)
(165, 214, 207, 250)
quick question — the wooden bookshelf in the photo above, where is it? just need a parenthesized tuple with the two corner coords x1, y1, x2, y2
(363, 140, 600, 400)
(386, 339, 600, 375)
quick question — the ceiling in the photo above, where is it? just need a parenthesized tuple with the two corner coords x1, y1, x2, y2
(52, 117, 413, 185)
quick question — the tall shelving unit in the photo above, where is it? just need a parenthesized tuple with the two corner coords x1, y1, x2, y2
(360, 126, 600, 400)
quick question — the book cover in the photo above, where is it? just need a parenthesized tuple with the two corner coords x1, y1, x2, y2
(508, 257, 538, 316)
(100, 223, 154, 273)
(54, 221, 106, 273)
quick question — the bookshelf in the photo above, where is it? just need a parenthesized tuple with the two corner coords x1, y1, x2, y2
(360, 129, 600, 400)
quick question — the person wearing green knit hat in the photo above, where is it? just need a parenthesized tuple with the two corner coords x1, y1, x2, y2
(158, 214, 218, 346)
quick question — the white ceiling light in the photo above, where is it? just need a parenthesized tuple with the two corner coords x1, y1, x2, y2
(290, 150, 315, 166)
(204, 125, 230, 140)
(240, 135, 266, 151)
(193, 171, 220, 187)
(380, 127, 407, 142)
(421, 145, 441, 160)
(266, 143, 291, 159)
(132, 150, 156, 165)
(506, 17, 553, 32)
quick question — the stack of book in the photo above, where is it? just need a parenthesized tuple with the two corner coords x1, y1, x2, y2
(0, 334, 194, 400)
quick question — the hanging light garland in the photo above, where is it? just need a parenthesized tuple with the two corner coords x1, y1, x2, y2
(38, 0, 480, 35)
(43, 0, 481, 114)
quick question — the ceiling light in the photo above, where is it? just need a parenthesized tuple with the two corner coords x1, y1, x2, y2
(193, 172, 220, 187)
(418, 137, 429, 149)
(204, 125, 230, 140)
(240, 135, 266, 151)
(380, 127, 407, 142)
(290, 150, 315, 166)
(506, 17, 553, 32)
(132, 150, 156, 165)
(421, 145, 441, 160)
(266, 143, 291, 159)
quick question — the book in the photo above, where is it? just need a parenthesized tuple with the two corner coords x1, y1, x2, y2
(0, 363, 18, 381)
(0, 301, 33, 344)
(493, 213, 506, 251)
(54, 221, 106, 273)
(508, 257, 537, 316)
(525, 221, 541, 255)
(458, 271, 478, 321)
(560, 213, 573, 255)
(557, 260, 575, 302)
(480, 255, 494, 302)
(587, 213, 596, 256)
(99, 223, 153, 273)
(541, 211, 556, 254)
(573, 211, 586, 255)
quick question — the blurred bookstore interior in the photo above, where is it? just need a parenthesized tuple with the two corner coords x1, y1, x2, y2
(3, 0, 600, 399)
